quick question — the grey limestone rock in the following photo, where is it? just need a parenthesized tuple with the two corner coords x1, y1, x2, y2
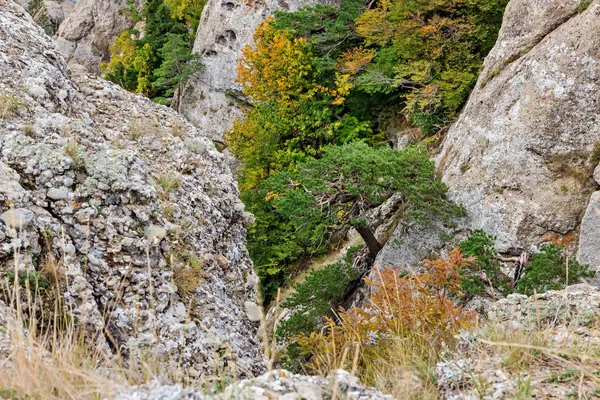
(577, 191, 600, 270)
(54, 0, 141, 74)
(488, 283, 600, 328)
(112, 369, 394, 400)
(0, 0, 263, 378)
(437, 0, 600, 253)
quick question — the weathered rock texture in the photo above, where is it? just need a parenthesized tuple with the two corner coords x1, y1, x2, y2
(438, 284, 600, 399)
(54, 0, 139, 74)
(0, 300, 14, 363)
(44, 0, 75, 26)
(0, 0, 263, 377)
(488, 283, 600, 327)
(577, 192, 600, 270)
(177, 0, 335, 141)
(18, 0, 75, 27)
(437, 0, 600, 253)
(114, 369, 393, 399)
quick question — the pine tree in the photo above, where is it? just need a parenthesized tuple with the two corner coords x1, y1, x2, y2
(248, 142, 463, 301)
(152, 33, 203, 105)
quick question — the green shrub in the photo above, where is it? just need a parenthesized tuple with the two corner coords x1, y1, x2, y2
(516, 244, 593, 296)
(276, 246, 363, 342)
(458, 230, 511, 297)
(578, 0, 593, 13)
(3, 270, 49, 292)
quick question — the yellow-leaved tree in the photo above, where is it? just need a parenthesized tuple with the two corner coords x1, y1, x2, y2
(165, 0, 206, 32)
(101, 31, 153, 95)
(226, 18, 369, 190)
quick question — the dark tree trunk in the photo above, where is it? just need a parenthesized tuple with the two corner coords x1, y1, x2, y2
(355, 225, 383, 257)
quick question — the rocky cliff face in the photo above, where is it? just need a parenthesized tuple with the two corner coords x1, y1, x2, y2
(17, 0, 75, 27)
(436, 0, 600, 254)
(54, 0, 139, 74)
(177, 0, 335, 141)
(0, 0, 263, 377)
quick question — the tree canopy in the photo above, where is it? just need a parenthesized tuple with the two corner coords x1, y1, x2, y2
(247, 142, 462, 302)
(227, 0, 507, 299)
(102, 0, 204, 105)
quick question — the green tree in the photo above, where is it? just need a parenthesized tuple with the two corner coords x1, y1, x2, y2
(248, 142, 462, 302)
(458, 230, 511, 298)
(226, 18, 371, 190)
(516, 244, 592, 296)
(152, 33, 203, 105)
(276, 246, 362, 342)
(102, 31, 153, 94)
(354, 0, 508, 133)
(103, 0, 200, 105)
(165, 0, 206, 33)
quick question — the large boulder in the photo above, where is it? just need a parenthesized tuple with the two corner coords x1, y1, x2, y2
(177, 0, 335, 141)
(0, 0, 263, 377)
(54, 0, 140, 74)
(436, 0, 600, 253)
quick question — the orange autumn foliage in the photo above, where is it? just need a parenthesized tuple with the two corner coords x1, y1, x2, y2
(295, 247, 476, 374)
(226, 18, 358, 190)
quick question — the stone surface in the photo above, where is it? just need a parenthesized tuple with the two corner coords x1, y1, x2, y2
(0, 0, 263, 377)
(436, 0, 600, 253)
(45, 0, 75, 26)
(488, 284, 600, 328)
(438, 285, 600, 399)
(177, 0, 336, 141)
(113, 370, 394, 400)
(0, 300, 14, 364)
(374, 220, 457, 271)
(55, 0, 140, 74)
(577, 192, 600, 270)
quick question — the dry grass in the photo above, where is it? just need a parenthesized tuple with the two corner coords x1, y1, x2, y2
(129, 120, 145, 141)
(64, 137, 85, 170)
(170, 121, 186, 139)
(156, 172, 181, 197)
(293, 324, 443, 398)
(23, 124, 36, 136)
(0, 250, 127, 399)
(171, 252, 204, 296)
(0, 93, 21, 119)
(440, 306, 600, 399)
(0, 242, 206, 399)
(359, 335, 441, 399)
(0, 320, 127, 399)
(293, 251, 477, 398)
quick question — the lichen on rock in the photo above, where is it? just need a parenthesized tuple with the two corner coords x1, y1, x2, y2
(0, 0, 263, 378)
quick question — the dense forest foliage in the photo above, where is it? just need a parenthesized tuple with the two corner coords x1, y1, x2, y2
(226, 0, 509, 301)
(102, 0, 205, 105)
(103, 0, 512, 304)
